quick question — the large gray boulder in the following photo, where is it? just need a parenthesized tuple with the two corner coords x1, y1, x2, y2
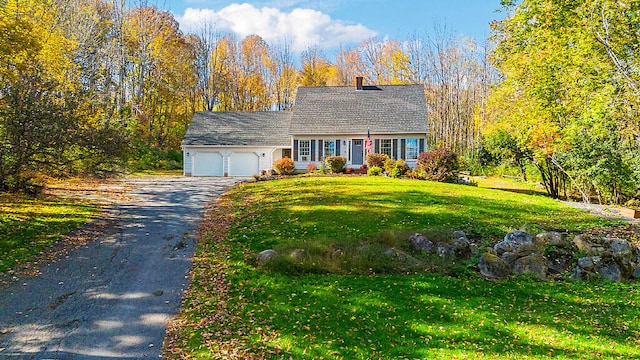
(409, 233, 434, 253)
(571, 235, 636, 282)
(577, 256, 600, 271)
(536, 231, 569, 248)
(486, 231, 552, 280)
(572, 235, 632, 257)
(450, 237, 472, 260)
(598, 261, 623, 282)
(478, 253, 511, 280)
(257, 249, 278, 262)
(609, 239, 633, 258)
(572, 266, 587, 281)
(494, 230, 542, 257)
(574, 255, 633, 282)
(511, 254, 547, 279)
(453, 230, 468, 241)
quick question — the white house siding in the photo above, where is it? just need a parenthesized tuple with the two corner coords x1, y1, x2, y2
(182, 146, 286, 176)
(292, 134, 427, 171)
(183, 150, 193, 176)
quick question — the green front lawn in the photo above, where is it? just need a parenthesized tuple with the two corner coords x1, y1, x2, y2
(0, 194, 96, 272)
(165, 176, 639, 359)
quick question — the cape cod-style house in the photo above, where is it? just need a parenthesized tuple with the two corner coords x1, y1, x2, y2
(181, 77, 428, 176)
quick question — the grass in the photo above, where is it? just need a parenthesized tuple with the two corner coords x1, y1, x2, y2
(0, 193, 96, 272)
(165, 176, 639, 359)
(238, 176, 606, 247)
(475, 175, 548, 197)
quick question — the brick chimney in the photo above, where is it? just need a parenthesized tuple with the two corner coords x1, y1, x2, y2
(355, 76, 363, 90)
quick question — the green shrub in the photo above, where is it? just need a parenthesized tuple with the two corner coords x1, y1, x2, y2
(368, 166, 383, 176)
(461, 155, 489, 176)
(129, 144, 183, 171)
(390, 167, 402, 179)
(273, 157, 296, 175)
(325, 156, 346, 173)
(416, 146, 460, 182)
(384, 159, 410, 178)
(366, 153, 390, 168)
(3, 172, 45, 195)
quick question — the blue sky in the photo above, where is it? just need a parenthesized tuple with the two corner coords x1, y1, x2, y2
(162, 1, 507, 53)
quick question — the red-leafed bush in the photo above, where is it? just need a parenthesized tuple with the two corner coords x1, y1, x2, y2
(325, 156, 346, 173)
(273, 157, 296, 175)
(416, 146, 459, 182)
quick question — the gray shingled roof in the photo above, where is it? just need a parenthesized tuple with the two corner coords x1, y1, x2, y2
(182, 111, 291, 147)
(289, 84, 428, 135)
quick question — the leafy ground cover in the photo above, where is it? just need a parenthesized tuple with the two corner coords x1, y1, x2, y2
(0, 193, 95, 273)
(130, 169, 183, 176)
(164, 176, 640, 359)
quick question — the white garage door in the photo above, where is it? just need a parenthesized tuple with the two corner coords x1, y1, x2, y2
(229, 152, 259, 176)
(193, 152, 223, 176)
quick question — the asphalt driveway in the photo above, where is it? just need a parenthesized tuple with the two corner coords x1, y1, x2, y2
(0, 176, 245, 359)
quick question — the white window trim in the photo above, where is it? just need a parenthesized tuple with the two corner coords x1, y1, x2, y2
(324, 140, 336, 158)
(380, 139, 392, 158)
(299, 140, 310, 161)
(406, 138, 419, 160)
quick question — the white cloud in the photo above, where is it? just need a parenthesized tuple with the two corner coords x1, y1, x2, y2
(176, 3, 377, 52)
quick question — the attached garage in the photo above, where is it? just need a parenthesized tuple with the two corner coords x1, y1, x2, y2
(182, 112, 291, 177)
(229, 152, 260, 176)
(192, 152, 223, 176)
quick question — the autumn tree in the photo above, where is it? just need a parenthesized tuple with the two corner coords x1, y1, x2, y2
(487, 0, 639, 202)
(270, 41, 298, 110)
(0, 1, 77, 187)
(122, 5, 197, 149)
(299, 45, 332, 86)
(0, 0, 123, 189)
(332, 47, 361, 86)
(237, 34, 272, 111)
(356, 37, 412, 84)
(191, 19, 222, 112)
(208, 35, 238, 111)
(401, 28, 494, 155)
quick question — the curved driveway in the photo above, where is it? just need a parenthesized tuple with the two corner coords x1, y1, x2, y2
(0, 176, 244, 359)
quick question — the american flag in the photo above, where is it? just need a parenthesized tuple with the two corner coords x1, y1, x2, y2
(365, 128, 372, 154)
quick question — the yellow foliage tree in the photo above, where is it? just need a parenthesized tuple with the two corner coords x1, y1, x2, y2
(299, 45, 332, 86)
